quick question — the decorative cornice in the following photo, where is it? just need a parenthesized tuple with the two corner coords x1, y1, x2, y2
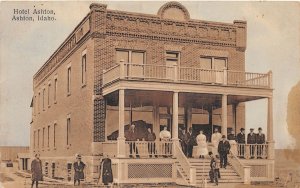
(157, 1, 190, 21)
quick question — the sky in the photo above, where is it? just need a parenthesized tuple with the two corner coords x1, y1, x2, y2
(0, 1, 299, 149)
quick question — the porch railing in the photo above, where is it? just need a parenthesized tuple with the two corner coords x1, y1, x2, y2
(229, 150, 251, 184)
(125, 141, 173, 158)
(174, 142, 196, 185)
(102, 62, 272, 89)
(237, 144, 268, 159)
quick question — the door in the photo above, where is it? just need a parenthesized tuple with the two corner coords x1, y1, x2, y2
(213, 58, 226, 84)
(166, 51, 179, 80)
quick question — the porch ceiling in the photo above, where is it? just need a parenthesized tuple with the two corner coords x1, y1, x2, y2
(105, 90, 265, 109)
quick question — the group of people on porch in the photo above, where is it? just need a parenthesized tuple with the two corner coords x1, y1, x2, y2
(124, 122, 266, 159)
(179, 127, 266, 159)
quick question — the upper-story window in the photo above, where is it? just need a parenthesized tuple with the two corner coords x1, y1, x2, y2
(48, 83, 51, 108)
(66, 117, 71, 146)
(200, 56, 227, 70)
(67, 67, 71, 95)
(81, 53, 87, 86)
(37, 129, 40, 148)
(42, 127, 45, 148)
(116, 50, 145, 64)
(38, 92, 40, 113)
(42, 88, 45, 111)
(166, 51, 180, 66)
(53, 123, 57, 148)
(33, 131, 36, 149)
(47, 125, 50, 148)
(54, 78, 57, 103)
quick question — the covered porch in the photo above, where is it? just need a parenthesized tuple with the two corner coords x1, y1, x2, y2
(102, 89, 274, 160)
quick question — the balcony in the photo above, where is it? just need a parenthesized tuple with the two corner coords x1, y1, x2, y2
(103, 62, 272, 89)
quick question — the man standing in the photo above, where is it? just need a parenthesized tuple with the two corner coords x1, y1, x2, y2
(125, 124, 140, 158)
(256, 127, 266, 158)
(247, 128, 257, 158)
(146, 128, 157, 157)
(237, 128, 246, 158)
(186, 127, 196, 158)
(160, 126, 171, 157)
(179, 128, 188, 155)
(218, 135, 231, 169)
(73, 154, 85, 186)
(211, 128, 222, 157)
(31, 154, 43, 188)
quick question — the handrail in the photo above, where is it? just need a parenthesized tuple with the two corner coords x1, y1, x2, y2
(229, 150, 245, 177)
(102, 61, 272, 89)
(103, 64, 120, 73)
(229, 150, 251, 184)
(174, 142, 196, 185)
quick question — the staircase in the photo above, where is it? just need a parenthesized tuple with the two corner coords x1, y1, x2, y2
(188, 158, 244, 186)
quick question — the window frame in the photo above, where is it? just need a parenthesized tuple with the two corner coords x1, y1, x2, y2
(81, 53, 87, 87)
(67, 66, 71, 96)
(200, 56, 228, 70)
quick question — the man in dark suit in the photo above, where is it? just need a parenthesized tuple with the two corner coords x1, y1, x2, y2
(125, 124, 139, 158)
(146, 128, 157, 157)
(186, 127, 196, 158)
(73, 155, 86, 186)
(236, 128, 245, 158)
(218, 135, 231, 169)
(256, 127, 266, 158)
(247, 128, 257, 158)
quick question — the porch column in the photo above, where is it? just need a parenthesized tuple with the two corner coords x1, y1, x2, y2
(222, 94, 228, 136)
(186, 105, 192, 130)
(232, 103, 237, 134)
(172, 92, 179, 139)
(152, 104, 160, 139)
(267, 97, 275, 159)
(117, 89, 126, 158)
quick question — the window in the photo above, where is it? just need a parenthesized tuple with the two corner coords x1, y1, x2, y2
(166, 51, 180, 66)
(38, 129, 40, 148)
(116, 50, 145, 64)
(42, 88, 45, 111)
(67, 67, 71, 95)
(48, 83, 51, 107)
(34, 96, 37, 115)
(38, 92, 40, 113)
(81, 54, 87, 86)
(33, 131, 36, 149)
(53, 123, 57, 148)
(47, 125, 50, 147)
(67, 117, 71, 146)
(54, 78, 57, 103)
(42, 127, 45, 148)
(200, 56, 227, 70)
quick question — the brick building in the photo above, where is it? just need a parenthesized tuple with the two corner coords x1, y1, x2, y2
(30, 2, 274, 185)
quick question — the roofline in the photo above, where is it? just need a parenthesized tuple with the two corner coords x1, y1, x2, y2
(33, 12, 91, 79)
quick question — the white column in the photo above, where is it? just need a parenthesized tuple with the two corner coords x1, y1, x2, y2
(267, 97, 275, 160)
(222, 94, 228, 136)
(267, 97, 273, 141)
(172, 92, 179, 139)
(117, 89, 126, 158)
(186, 106, 192, 130)
(152, 104, 160, 139)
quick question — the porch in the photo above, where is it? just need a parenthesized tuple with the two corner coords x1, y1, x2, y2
(99, 62, 274, 185)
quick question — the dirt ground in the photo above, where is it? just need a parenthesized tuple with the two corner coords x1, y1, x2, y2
(0, 149, 299, 188)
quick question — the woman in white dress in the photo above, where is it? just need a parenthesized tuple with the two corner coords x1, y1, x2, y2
(196, 130, 208, 158)
(211, 128, 222, 157)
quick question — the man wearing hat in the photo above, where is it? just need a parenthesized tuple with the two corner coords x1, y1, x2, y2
(247, 128, 257, 158)
(217, 135, 230, 168)
(237, 128, 246, 158)
(73, 154, 86, 186)
(256, 127, 266, 158)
